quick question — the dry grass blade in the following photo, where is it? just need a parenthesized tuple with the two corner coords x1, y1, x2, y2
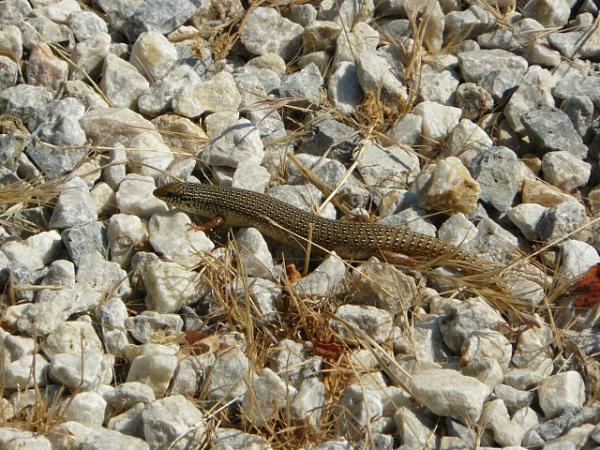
(286, 153, 354, 217)
(0, 180, 62, 232)
(505, 215, 600, 278)
(2, 336, 76, 434)
(192, 0, 264, 61)
(353, 90, 400, 135)
(473, 0, 517, 26)
(400, 6, 426, 112)
(325, 312, 413, 390)
(384, 251, 535, 321)
(45, 41, 111, 107)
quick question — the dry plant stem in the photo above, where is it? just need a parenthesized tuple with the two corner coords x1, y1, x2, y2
(0, 179, 63, 232)
(326, 312, 413, 391)
(317, 141, 366, 212)
(304, 222, 314, 276)
(200, 245, 409, 447)
(230, 240, 279, 345)
(505, 215, 600, 275)
(286, 153, 353, 217)
(46, 41, 111, 106)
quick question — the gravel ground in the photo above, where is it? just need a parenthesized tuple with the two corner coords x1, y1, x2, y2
(0, 0, 599, 449)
